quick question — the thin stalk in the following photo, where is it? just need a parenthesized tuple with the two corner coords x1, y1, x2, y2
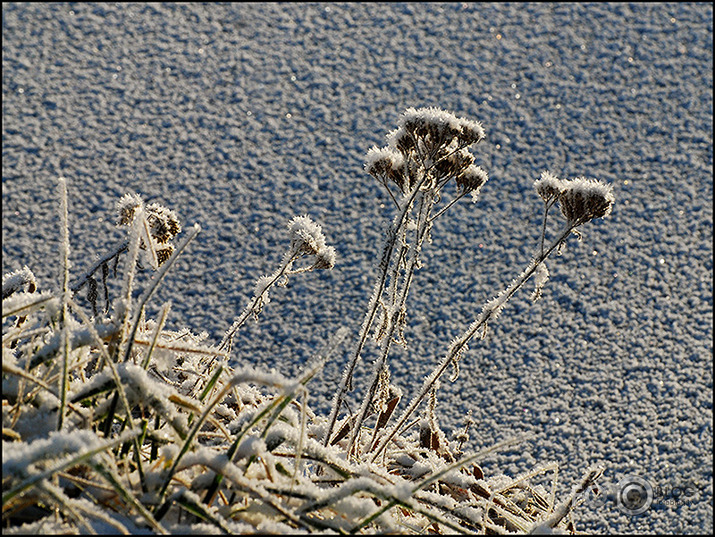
(140, 302, 171, 369)
(121, 223, 201, 364)
(323, 172, 430, 446)
(345, 189, 434, 456)
(370, 224, 574, 462)
(57, 177, 71, 432)
(217, 249, 300, 355)
(70, 239, 129, 294)
(540, 198, 558, 257)
(428, 189, 469, 223)
(324, 137, 477, 447)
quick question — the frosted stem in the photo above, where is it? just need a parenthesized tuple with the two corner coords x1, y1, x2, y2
(370, 224, 574, 462)
(323, 172, 430, 446)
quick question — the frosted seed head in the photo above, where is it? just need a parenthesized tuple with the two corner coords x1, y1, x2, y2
(156, 245, 174, 266)
(386, 126, 417, 156)
(116, 193, 144, 226)
(399, 107, 463, 153)
(288, 215, 327, 257)
(534, 171, 565, 203)
(365, 145, 407, 192)
(456, 165, 489, 194)
(457, 117, 486, 146)
(146, 203, 182, 244)
(312, 245, 336, 270)
(558, 178, 615, 226)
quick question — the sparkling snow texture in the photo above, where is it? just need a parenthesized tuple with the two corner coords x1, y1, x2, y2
(2, 3, 712, 534)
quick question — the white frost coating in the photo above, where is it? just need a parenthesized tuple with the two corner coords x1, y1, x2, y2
(365, 145, 405, 173)
(534, 170, 565, 203)
(399, 107, 462, 134)
(389, 479, 415, 502)
(3, 428, 134, 476)
(235, 436, 267, 460)
(2, 265, 36, 299)
(567, 177, 615, 211)
(288, 214, 327, 256)
(531, 262, 550, 302)
(253, 275, 274, 304)
(558, 177, 615, 225)
(2, 290, 58, 318)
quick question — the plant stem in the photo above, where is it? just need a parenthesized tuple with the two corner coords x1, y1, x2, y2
(345, 189, 434, 456)
(322, 173, 430, 446)
(216, 249, 300, 356)
(369, 224, 574, 462)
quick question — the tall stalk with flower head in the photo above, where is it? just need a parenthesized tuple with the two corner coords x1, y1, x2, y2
(368, 170, 615, 462)
(325, 107, 615, 463)
(323, 108, 489, 453)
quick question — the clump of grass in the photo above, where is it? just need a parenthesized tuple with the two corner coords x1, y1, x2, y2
(2, 107, 613, 534)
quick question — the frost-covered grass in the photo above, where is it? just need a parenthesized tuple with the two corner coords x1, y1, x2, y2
(3, 108, 613, 534)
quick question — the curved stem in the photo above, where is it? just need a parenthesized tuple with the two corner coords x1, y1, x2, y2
(217, 249, 300, 355)
(369, 223, 575, 462)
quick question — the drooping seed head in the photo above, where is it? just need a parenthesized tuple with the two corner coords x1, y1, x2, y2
(456, 165, 489, 194)
(312, 245, 337, 270)
(365, 145, 409, 192)
(457, 117, 486, 146)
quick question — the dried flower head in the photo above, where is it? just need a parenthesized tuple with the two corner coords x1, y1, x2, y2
(146, 203, 182, 244)
(433, 148, 475, 179)
(397, 108, 486, 158)
(156, 245, 175, 266)
(456, 165, 489, 194)
(288, 215, 328, 257)
(399, 107, 464, 154)
(312, 245, 336, 270)
(534, 171, 566, 204)
(558, 178, 615, 227)
(365, 146, 409, 192)
(456, 117, 486, 146)
(386, 126, 416, 157)
(116, 193, 144, 226)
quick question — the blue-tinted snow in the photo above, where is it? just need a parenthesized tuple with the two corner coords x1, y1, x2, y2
(2, 3, 712, 533)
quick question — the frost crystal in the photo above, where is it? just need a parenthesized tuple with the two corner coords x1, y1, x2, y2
(116, 193, 144, 226)
(365, 145, 408, 192)
(531, 262, 550, 302)
(2, 265, 36, 299)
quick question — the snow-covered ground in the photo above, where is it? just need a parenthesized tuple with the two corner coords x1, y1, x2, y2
(2, 3, 712, 534)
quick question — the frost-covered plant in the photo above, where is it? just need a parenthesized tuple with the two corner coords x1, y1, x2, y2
(3, 108, 612, 535)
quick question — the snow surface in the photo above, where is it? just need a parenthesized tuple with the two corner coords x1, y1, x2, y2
(2, 3, 712, 534)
